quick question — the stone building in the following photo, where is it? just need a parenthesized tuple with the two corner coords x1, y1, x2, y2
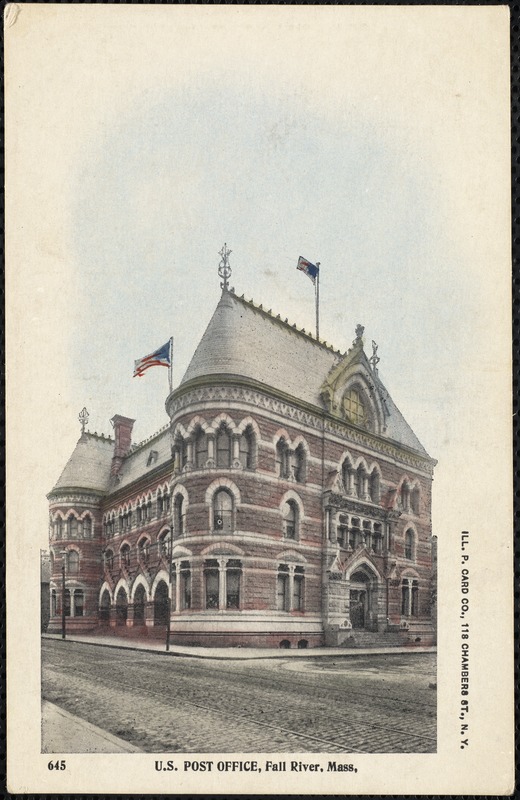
(47, 265, 436, 647)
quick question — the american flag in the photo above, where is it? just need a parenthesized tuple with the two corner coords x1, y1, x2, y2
(133, 340, 171, 378)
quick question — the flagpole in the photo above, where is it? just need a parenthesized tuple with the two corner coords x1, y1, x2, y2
(168, 337, 173, 394)
(315, 264, 320, 340)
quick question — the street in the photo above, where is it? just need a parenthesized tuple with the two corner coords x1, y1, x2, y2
(42, 640, 436, 753)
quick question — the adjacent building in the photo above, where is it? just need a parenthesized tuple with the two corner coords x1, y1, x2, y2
(47, 263, 436, 647)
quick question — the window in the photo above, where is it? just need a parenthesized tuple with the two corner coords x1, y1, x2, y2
(67, 550, 79, 574)
(157, 491, 163, 515)
(239, 428, 253, 469)
(373, 523, 383, 553)
(293, 567, 304, 611)
(121, 544, 131, 567)
(411, 486, 420, 515)
(292, 444, 306, 483)
(411, 580, 419, 616)
(118, 514, 123, 533)
(158, 530, 170, 558)
(55, 518, 63, 539)
(370, 470, 380, 503)
(74, 590, 84, 617)
(67, 515, 78, 539)
(105, 549, 114, 571)
(363, 521, 371, 549)
(194, 428, 208, 469)
(337, 525, 348, 547)
(64, 589, 71, 617)
(277, 566, 289, 611)
(401, 582, 409, 616)
(226, 560, 241, 609)
(401, 578, 419, 617)
(51, 589, 57, 617)
(216, 427, 231, 468)
(405, 529, 414, 560)
(343, 388, 367, 426)
(205, 560, 220, 609)
(146, 449, 158, 467)
(349, 518, 360, 549)
(401, 482, 410, 511)
(213, 489, 233, 533)
(138, 538, 150, 563)
(164, 492, 171, 514)
(283, 500, 298, 540)
(83, 516, 92, 538)
(136, 503, 142, 525)
(180, 561, 191, 609)
(342, 459, 353, 493)
(355, 466, 366, 499)
(276, 439, 289, 478)
(174, 494, 185, 535)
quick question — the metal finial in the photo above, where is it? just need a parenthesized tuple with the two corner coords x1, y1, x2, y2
(218, 243, 232, 290)
(369, 340, 380, 374)
(78, 407, 89, 434)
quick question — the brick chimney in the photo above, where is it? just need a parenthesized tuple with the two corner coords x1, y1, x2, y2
(110, 415, 135, 477)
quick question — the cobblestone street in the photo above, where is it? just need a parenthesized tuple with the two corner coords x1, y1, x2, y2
(42, 640, 436, 754)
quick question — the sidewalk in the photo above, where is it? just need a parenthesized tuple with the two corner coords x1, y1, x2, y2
(42, 701, 142, 753)
(42, 632, 436, 660)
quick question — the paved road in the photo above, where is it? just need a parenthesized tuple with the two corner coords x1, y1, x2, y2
(42, 640, 436, 754)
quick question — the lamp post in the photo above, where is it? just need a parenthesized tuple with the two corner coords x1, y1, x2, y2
(60, 550, 67, 640)
(166, 532, 173, 652)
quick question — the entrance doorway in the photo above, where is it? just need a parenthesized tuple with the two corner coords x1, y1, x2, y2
(349, 589, 366, 629)
(154, 581, 169, 626)
(349, 568, 377, 630)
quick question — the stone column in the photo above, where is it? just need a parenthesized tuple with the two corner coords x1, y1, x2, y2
(144, 600, 155, 628)
(185, 438, 193, 470)
(207, 434, 215, 467)
(347, 470, 355, 495)
(218, 558, 227, 610)
(109, 605, 117, 628)
(232, 434, 241, 468)
(126, 603, 135, 627)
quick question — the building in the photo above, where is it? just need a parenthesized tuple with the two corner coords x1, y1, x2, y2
(47, 258, 436, 648)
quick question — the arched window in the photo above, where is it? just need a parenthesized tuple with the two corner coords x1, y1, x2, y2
(401, 581, 409, 616)
(213, 489, 233, 533)
(164, 491, 171, 514)
(158, 529, 170, 558)
(239, 428, 254, 470)
(55, 518, 63, 539)
(115, 587, 128, 626)
(283, 500, 298, 540)
(277, 565, 290, 611)
(174, 494, 185, 535)
(120, 543, 131, 568)
(373, 523, 383, 553)
(83, 516, 92, 538)
(73, 590, 84, 617)
(349, 518, 361, 550)
(292, 444, 306, 483)
(370, 470, 381, 503)
(67, 550, 79, 574)
(133, 584, 146, 623)
(342, 459, 353, 494)
(105, 549, 114, 571)
(138, 537, 150, 563)
(226, 559, 241, 609)
(67, 514, 78, 539)
(157, 490, 163, 515)
(411, 486, 420, 515)
(99, 589, 111, 622)
(401, 482, 410, 512)
(153, 581, 169, 626)
(343, 387, 368, 426)
(276, 439, 289, 478)
(363, 520, 371, 549)
(355, 465, 366, 499)
(194, 428, 208, 469)
(136, 502, 142, 525)
(216, 426, 231, 468)
(118, 514, 124, 533)
(405, 529, 414, 560)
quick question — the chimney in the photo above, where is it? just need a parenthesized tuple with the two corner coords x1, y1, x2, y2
(110, 415, 135, 477)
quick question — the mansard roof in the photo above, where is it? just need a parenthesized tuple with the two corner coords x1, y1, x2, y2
(180, 289, 429, 457)
(49, 432, 115, 495)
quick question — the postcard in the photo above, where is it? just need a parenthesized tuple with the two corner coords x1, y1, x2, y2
(5, 4, 513, 795)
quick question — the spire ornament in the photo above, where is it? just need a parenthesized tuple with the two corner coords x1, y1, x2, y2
(369, 340, 380, 374)
(218, 243, 232, 291)
(78, 407, 89, 434)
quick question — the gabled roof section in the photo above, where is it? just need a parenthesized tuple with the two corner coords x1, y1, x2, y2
(180, 289, 341, 407)
(179, 289, 431, 459)
(113, 425, 171, 491)
(49, 433, 115, 495)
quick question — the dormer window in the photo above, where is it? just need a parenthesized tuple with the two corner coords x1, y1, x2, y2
(146, 449, 158, 467)
(343, 388, 368, 427)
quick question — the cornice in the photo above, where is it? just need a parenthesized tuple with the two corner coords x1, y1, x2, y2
(168, 379, 435, 475)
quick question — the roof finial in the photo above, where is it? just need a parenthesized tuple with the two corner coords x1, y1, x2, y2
(354, 323, 364, 344)
(78, 407, 89, 434)
(369, 340, 380, 375)
(218, 243, 232, 291)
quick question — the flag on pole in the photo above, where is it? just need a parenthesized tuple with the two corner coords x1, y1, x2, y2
(133, 340, 171, 378)
(297, 256, 319, 284)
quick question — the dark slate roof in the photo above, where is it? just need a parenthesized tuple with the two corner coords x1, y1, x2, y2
(115, 424, 171, 491)
(50, 433, 115, 494)
(181, 290, 429, 457)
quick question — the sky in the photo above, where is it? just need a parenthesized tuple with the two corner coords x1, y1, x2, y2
(7, 6, 510, 553)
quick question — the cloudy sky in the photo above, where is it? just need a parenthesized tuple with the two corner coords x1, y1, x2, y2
(7, 6, 510, 554)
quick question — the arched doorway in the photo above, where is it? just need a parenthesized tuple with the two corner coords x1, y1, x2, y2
(115, 587, 128, 626)
(154, 580, 169, 626)
(99, 590, 111, 624)
(349, 567, 378, 630)
(133, 584, 146, 625)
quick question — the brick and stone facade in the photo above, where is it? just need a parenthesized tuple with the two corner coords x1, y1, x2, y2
(47, 285, 436, 648)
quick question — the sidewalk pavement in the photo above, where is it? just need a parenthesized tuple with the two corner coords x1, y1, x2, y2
(42, 632, 436, 660)
(42, 701, 142, 753)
